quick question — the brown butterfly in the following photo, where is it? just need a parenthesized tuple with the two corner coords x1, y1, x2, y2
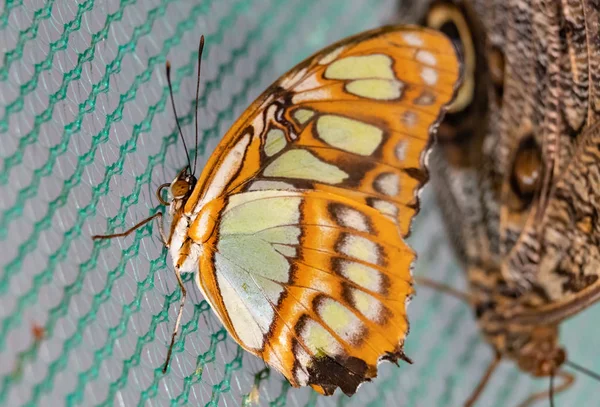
(404, 0, 600, 405)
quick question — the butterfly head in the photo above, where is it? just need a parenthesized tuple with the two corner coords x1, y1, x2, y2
(514, 325, 565, 378)
(171, 167, 196, 199)
(158, 167, 197, 213)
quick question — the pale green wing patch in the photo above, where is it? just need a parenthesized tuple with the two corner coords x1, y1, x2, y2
(213, 191, 304, 350)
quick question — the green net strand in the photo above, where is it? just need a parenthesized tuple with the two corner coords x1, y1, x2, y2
(1, 0, 599, 406)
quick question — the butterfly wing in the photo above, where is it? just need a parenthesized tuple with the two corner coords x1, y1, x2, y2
(503, 122, 600, 326)
(182, 26, 460, 395)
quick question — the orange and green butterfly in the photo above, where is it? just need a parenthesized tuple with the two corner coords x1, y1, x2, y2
(93, 25, 460, 395)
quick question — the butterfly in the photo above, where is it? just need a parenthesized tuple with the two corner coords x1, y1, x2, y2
(93, 26, 460, 396)
(413, 0, 600, 405)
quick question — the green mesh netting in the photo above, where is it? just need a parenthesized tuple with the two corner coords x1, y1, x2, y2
(1, 0, 599, 406)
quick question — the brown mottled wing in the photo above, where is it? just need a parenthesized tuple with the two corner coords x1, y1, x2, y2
(494, 0, 600, 290)
(427, 0, 600, 294)
(511, 122, 600, 324)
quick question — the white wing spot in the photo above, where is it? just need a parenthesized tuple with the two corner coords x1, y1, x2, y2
(293, 345, 311, 385)
(402, 32, 424, 46)
(198, 133, 251, 209)
(340, 260, 385, 293)
(339, 234, 381, 265)
(395, 140, 407, 161)
(351, 288, 385, 323)
(293, 74, 321, 92)
(402, 111, 418, 128)
(374, 172, 399, 196)
(371, 199, 398, 218)
(414, 90, 436, 106)
(292, 88, 332, 104)
(421, 67, 438, 85)
(280, 67, 308, 89)
(317, 297, 365, 345)
(299, 318, 343, 356)
(318, 45, 346, 65)
(336, 206, 370, 232)
(416, 50, 437, 66)
(294, 366, 309, 386)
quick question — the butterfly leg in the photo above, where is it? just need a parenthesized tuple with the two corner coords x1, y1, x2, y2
(415, 276, 473, 304)
(464, 351, 501, 407)
(162, 265, 187, 373)
(92, 212, 168, 246)
(515, 371, 575, 407)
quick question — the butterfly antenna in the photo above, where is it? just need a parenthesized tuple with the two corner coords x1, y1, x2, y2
(565, 360, 600, 382)
(166, 61, 192, 173)
(192, 35, 205, 176)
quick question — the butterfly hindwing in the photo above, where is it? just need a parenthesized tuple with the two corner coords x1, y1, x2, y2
(192, 190, 414, 394)
(177, 26, 460, 395)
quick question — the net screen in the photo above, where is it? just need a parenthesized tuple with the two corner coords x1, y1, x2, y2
(1, 1, 598, 406)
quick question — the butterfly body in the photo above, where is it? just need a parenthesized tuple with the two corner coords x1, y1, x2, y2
(467, 266, 566, 376)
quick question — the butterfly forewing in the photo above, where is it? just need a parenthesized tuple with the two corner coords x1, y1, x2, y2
(174, 26, 460, 395)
